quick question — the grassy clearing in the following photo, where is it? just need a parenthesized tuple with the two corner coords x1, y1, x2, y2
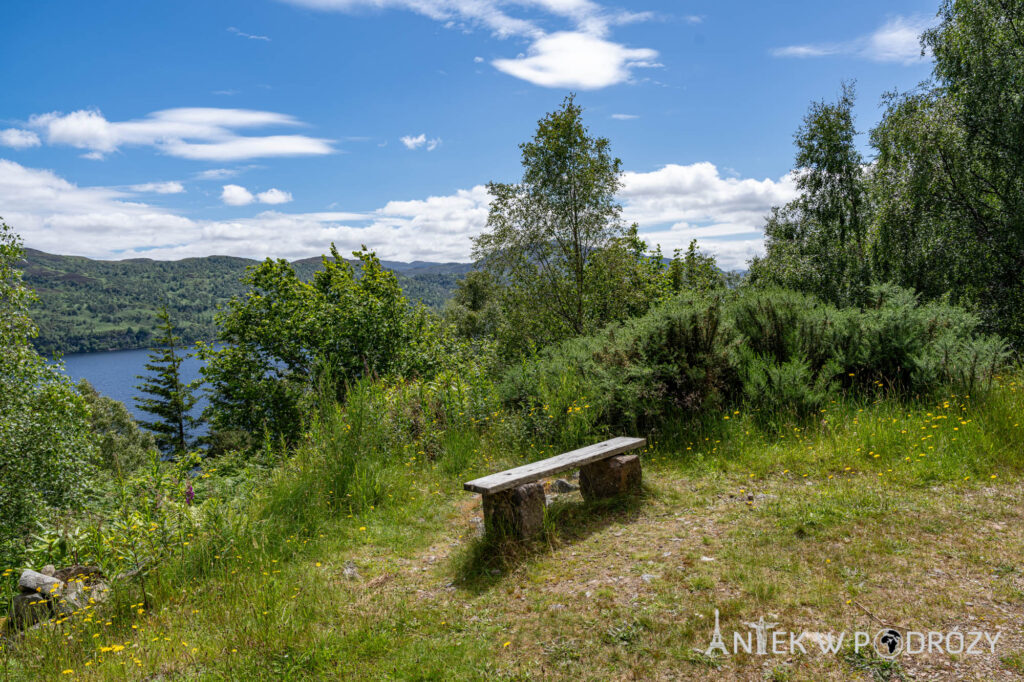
(4, 378, 1024, 680)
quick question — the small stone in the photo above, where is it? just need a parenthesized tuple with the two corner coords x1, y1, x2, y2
(552, 478, 578, 493)
(641, 574, 657, 583)
(342, 561, 360, 580)
(40, 565, 56, 578)
(548, 603, 566, 611)
(700, 556, 715, 562)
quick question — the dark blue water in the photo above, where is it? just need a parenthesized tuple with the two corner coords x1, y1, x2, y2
(59, 348, 207, 423)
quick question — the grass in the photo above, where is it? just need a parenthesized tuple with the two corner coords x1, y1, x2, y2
(3, 377, 1024, 680)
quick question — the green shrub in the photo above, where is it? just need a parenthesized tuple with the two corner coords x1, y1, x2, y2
(502, 285, 1011, 435)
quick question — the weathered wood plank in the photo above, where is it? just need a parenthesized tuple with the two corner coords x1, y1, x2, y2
(464, 437, 646, 494)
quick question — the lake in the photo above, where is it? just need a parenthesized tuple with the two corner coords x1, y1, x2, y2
(59, 348, 208, 423)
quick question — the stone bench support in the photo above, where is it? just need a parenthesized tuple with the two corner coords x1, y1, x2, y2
(579, 453, 642, 500)
(481, 482, 545, 539)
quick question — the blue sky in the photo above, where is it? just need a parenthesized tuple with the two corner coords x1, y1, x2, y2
(1, 0, 936, 268)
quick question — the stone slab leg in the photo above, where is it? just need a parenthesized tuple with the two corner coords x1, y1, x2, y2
(580, 454, 642, 500)
(482, 482, 545, 539)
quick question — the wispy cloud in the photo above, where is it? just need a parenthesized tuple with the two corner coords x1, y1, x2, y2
(611, 113, 638, 120)
(28, 107, 334, 161)
(228, 26, 271, 41)
(772, 16, 932, 65)
(195, 168, 241, 180)
(129, 181, 185, 194)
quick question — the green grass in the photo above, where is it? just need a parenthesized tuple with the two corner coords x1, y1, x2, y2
(4, 377, 1024, 680)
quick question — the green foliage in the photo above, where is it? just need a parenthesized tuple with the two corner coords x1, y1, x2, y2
(473, 95, 669, 359)
(16, 248, 467, 356)
(749, 82, 871, 306)
(200, 245, 456, 448)
(667, 240, 727, 294)
(78, 379, 157, 472)
(0, 220, 96, 565)
(443, 270, 503, 340)
(870, 0, 1024, 345)
(757, 4, 1024, 347)
(503, 286, 1011, 434)
(135, 307, 198, 455)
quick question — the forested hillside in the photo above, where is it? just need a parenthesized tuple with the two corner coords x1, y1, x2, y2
(17, 249, 470, 355)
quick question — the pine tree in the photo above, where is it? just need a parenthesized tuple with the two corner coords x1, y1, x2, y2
(135, 307, 196, 455)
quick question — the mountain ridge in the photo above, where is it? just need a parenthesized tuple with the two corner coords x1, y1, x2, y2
(17, 249, 470, 355)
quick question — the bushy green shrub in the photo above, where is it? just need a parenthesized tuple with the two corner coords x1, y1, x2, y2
(502, 292, 735, 438)
(502, 285, 1011, 435)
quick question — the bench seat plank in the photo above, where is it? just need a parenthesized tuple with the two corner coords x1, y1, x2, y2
(464, 436, 646, 495)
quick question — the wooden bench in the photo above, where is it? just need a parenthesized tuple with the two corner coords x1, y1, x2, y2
(464, 436, 646, 539)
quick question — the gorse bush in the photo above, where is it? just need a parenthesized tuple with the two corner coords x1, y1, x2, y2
(504, 285, 1011, 433)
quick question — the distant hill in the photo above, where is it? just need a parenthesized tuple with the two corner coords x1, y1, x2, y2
(18, 249, 471, 355)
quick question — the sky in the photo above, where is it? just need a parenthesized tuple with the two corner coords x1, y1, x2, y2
(1, 0, 938, 269)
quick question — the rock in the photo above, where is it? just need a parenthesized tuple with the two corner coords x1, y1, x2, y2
(482, 482, 545, 539)
(18, 570, 63, 597)
(579, 454, 642, 500)
(54, 580, 103, 615)
(641, 574, 657, 583)
(342, 561, 360, 580)
(55, 565, 104, 584)
(552, 478, 578, 493)
(12, 592, 53, 628)
(40, 565, 56, 577)
(548, 603, 566, 611)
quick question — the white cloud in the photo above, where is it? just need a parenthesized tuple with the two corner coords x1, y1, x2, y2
(619, 162, 797, 267)
(611, 113, 638, 120)
(401, 134, 426, 150)
(772, 15, 932, 65)
(0, 129, 41, 149)
(256, 188, 293, 204)
(222, 184, 294, 205)
(493, 32, 659, 89)
(28, 107, 334, 160)
(1, 159, 794, 269)
(221, 184, 255, 206)
(474, 56, 484, 63)
(195, 168, 240, 180)
(228, 26, 271, 41)
(400, 134, 442, 151)
(279, 0, 659, 90)
(130, 181, 185, 194)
